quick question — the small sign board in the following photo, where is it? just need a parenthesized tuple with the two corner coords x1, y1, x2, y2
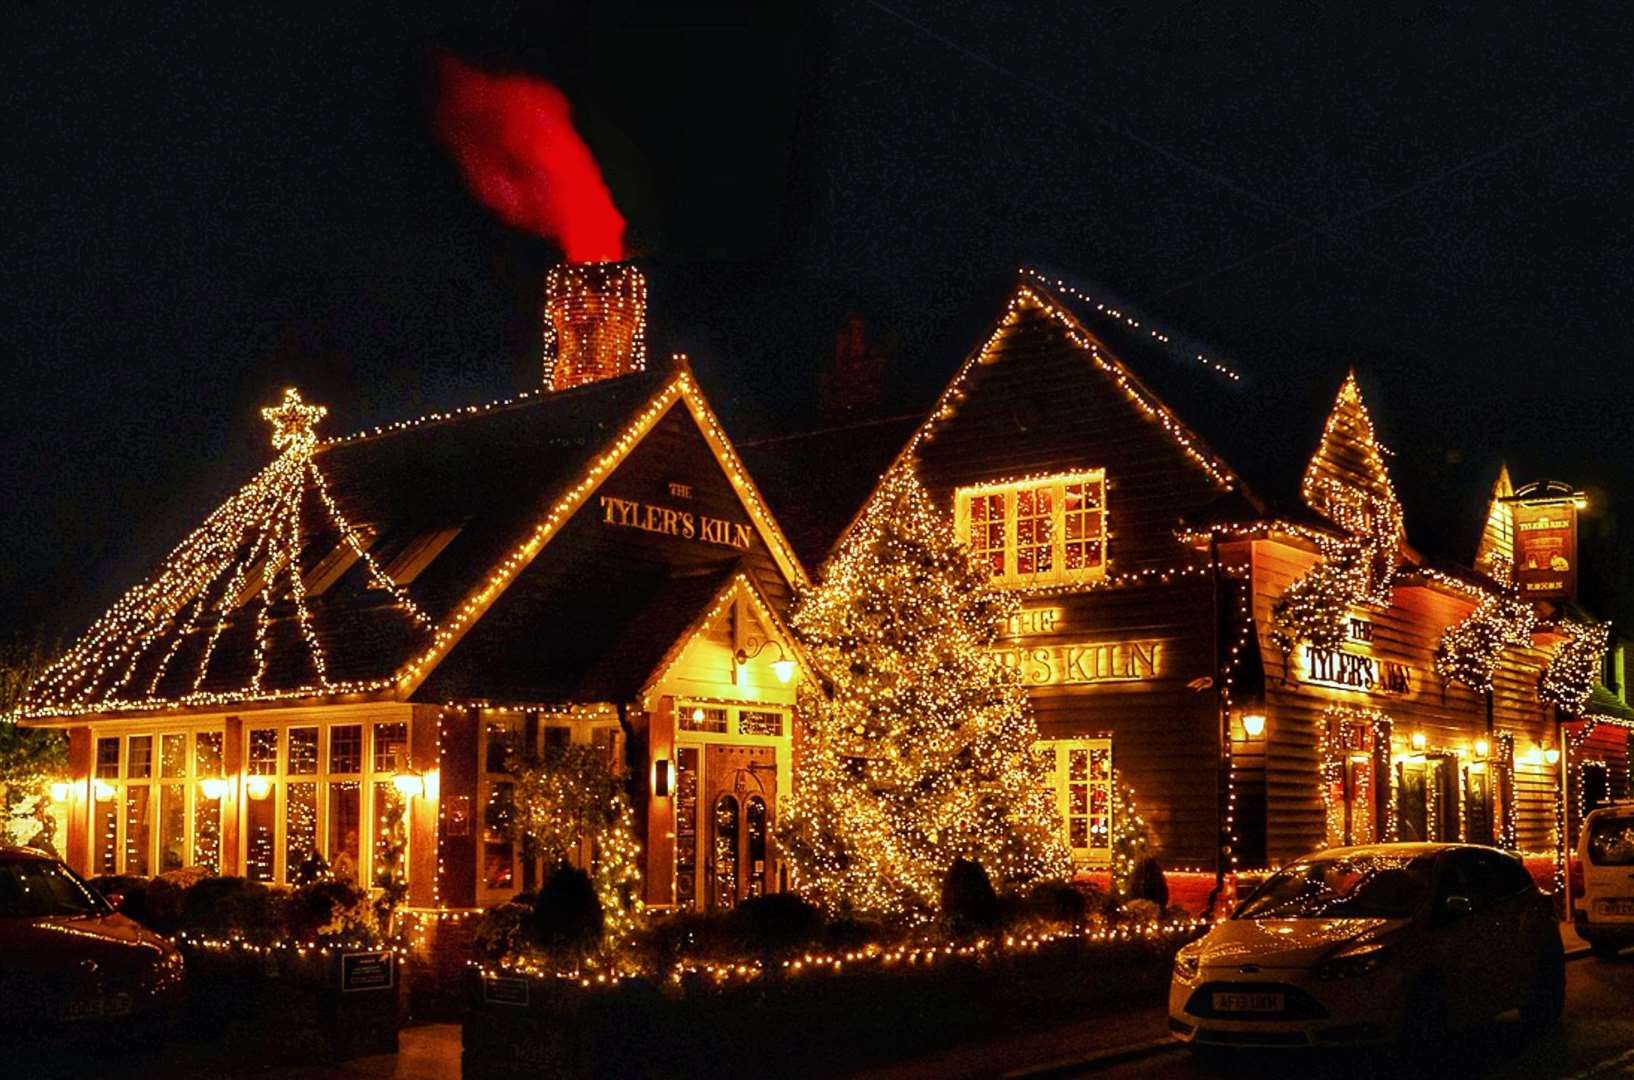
(1512, 500, 1577, 601)
(340, 950, 395, 993)
(483, 975, 530, 1007)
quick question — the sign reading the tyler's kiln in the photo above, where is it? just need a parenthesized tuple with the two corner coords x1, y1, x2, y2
(598, 495, 752, 550)
(1301, 646, 1412, 696)
(994, 640, 1161, 686)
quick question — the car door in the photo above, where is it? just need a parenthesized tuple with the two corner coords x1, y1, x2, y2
(1427, 851, 1499, 1027)
(1467, 849, 1540, 1008)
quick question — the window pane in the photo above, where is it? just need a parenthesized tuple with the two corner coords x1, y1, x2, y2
(373, 782, 407, 889)
(329, 781, 362, 883)
(286, 782, 318, 882)
(1069, 749, 1088, 780)
(247, 793, 276, 883)
(288, 728, 319, 776)
(330, 725, 363, 775)
(94, 797, 118, 874)
(95, 737, 120, 779)
(543, 726, 571, 749)
(675, 748, 699, 910)
(483, 781, 515, 890)
(373, 722, 408, 774)
(124, 787, 151, 875)
(158, 784, 187, 872)
(592, 726, 620, 769)
(249, 729, 279, 775)
(195, 793, 221, 875)
(160, 733, 187, 779)
(485, 717, 520, 773)
(681, 706, 728, 733)
(195, 732, 223, 777)
(738, 711, 783, 737)
(127, 736, 153, 780)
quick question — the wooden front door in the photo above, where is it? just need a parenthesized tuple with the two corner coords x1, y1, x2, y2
(703, 744, 776, 910)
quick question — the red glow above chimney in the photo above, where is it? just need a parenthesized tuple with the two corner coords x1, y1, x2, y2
(432, 52, 625, 263)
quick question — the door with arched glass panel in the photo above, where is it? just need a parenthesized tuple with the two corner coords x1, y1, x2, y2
(702, 744, 776, 911)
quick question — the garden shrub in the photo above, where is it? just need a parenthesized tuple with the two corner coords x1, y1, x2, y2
(89, 874, 149, 921)
(939, 858, 998, 934)
(728, 893, 823, 956)
(177, 876, 283, 944)
(285, 878, 377, 943)
(473, 897, 535, 960)
(1023, 880, 1087, 927)
(1131, 856, 1168, 907)
(531, 863, 603, 958)
(1119, 898, 1161, 924)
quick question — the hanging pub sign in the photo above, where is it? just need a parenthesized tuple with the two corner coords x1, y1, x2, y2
(1510, 497, 1578, 601)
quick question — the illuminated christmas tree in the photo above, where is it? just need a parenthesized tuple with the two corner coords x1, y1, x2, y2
(780, 469, 1069, 920)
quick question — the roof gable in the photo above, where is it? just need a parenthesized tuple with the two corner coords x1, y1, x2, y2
(1474, 462, 1515, 577)
(22, 367, 803, 719)
(1300, 371, 1404, 543)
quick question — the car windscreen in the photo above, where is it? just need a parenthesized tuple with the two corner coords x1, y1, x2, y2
(1234, 854, 1437, 920)
(0, 857, 109, 918)
(1588, 816, 1634, 866)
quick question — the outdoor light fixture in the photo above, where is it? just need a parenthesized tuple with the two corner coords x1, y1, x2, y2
(1544, 745, 1560, 766)
(1410, 731, 1427, 751)
(392, 770, 425, 799)
(49, 781, 71, 802)
(654, 759, 672, 797)
(735, 636, 798, 684)
(244, 776, 273, 801)
(198, 778, 228, 801)
(1474, 738, 1490, 759)
(92, 780, 116, 803)
(1240, 713, 1266, 738)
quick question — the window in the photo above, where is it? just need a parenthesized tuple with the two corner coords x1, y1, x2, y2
(1037, 738, 1112, 865)
(956, 471, 1106, 587)
(676, 702, 791, 739)
(681, 705, 729, 734)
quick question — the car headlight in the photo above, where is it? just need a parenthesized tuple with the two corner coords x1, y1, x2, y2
(1316, 941, 1392, 981)
(1173, 952, 1201, 980)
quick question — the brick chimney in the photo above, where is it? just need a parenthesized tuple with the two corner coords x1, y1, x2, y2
(543, 261, 648, 391)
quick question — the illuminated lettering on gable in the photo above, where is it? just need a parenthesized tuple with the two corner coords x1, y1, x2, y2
(598, 495, 752, 550)
(1300, 644, 1413, 696)
(992, 639, 1161, 686)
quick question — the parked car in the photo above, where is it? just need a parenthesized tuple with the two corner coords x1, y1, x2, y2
(1575, 802, 1634, 959)
(0, 846, 185, 1037)
(1168, 843, 1563, 1050)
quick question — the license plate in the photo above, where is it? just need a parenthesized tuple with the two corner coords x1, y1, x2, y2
(1212, 991, 1284, 1013)
(1596, 898, 1634, 917)
(62, 993, 132, 1021)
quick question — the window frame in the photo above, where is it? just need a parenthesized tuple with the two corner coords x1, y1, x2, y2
(955, 470, 1108, 588)
(1036, 736, 1113, 867)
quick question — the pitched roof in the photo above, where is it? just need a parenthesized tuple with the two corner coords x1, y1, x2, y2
(22, 366, 802, 719)
(739, 413, 923, 572)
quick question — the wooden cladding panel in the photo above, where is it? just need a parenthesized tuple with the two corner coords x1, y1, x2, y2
(915, 307, 1227, 575)
(1250, 538, 1560, 862)
(1015, 580, 1221, 869)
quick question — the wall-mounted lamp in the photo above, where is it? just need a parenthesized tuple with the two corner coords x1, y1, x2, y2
(1240, 713, 1267, 738)
(654, 759, 672, 798)
(392, 770, 425, 799)
(92, 780, 116, 803)
(735, 637, 798, 684)
(1410, 731, 1427, 751)
(48, 781, 71, 803)
(244, 776, 273, 801)
(198, 778, 228, 801)
(1543, 745, 1560, 766)
(1474, 738, 1490, 759)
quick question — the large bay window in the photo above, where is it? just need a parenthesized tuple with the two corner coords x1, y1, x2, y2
(956, 471, 1107, 587)
(1036, 737, 1113, 866)
(91, 728, 226, 878)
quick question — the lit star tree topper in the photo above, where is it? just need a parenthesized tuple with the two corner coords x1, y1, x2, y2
(778, 467, 1070, 921)
(262, 387, 328, 454)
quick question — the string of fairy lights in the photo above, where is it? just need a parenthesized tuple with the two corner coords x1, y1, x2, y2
(23, 389, 428, 718)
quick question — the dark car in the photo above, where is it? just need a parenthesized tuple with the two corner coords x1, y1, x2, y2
(0, 846, 184, 1036)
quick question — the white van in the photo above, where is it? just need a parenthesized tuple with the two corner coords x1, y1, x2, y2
(1575, 803, 1634, 959)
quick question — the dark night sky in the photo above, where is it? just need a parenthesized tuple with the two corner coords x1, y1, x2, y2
(5, 1, 1633, 644)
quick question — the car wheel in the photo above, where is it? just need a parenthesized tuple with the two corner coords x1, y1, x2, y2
(1520, 950, 1565, 1027)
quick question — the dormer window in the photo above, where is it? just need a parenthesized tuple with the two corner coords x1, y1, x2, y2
(955, 470, 1106, 588)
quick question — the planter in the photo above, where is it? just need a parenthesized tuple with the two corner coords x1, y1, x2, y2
(180, 944, 404, 1064)
(462, 930, 1198, 1080)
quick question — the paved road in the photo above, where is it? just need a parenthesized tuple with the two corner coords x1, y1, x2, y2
(1074, 952, 1634, 1080)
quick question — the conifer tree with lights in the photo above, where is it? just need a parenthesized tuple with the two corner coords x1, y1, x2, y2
(780, 469, 1070, 921)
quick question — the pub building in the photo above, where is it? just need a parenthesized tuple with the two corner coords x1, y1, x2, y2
(18, 263, 815, 952)
(745, 269, 1623, 904)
